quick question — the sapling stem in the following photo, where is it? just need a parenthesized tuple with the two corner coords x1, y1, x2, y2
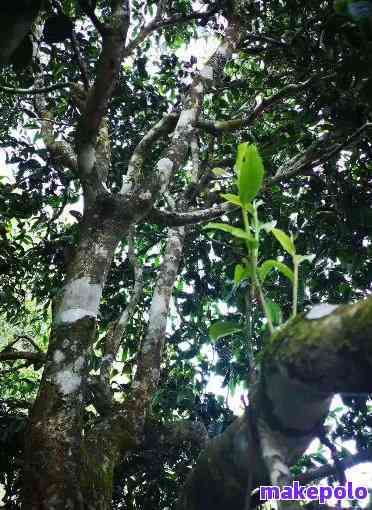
(242, 205, 274, 335)
(292, 257, 299, 318)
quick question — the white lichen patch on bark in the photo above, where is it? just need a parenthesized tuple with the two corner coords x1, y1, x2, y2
(200, 65, 214, 80)
(306, 303, 339, 320)
(53, 350, 66, 363)
(139, 190, 152, 201)
(55, 277, 102, 325)
(56, 367, 82, 395)
(156, 157, 174, 193)
(94, 245, 108, 258)
(55, 356, 85, 395)
(151, 368, 159, 382)
(157, 157, 173, 174)
(120, 174, 131, 195)
(177, 109, 195, 131)
(147, 291, 167, 336)
(257, 419, 291, 486)
(78, 144, 96, 174)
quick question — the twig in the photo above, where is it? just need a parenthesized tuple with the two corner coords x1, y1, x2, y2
(78, 0, 108, 36)
(272, 121, 372, 183)
(197, 74, 335, 135)
(148, 202, 236, 227)
(294, 448, 372, 485)
(0, 82, 73, 95)
(124, 7, 218, 55)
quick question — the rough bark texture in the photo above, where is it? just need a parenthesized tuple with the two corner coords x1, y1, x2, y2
(177, 299, 372, 510)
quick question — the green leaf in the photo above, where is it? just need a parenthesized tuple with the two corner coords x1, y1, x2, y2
(272, 228, 296, 255)
(265, 299, 283, 327)
(220, 194, 254, 213)
(260, 221, 276, 233)
(235, 143, 265, 206)
(294, 254, 316, 265)
(234, 263, 251, 284)
(204, 222, 255, 241)
(212, 167, 228, 176)
(220, 193, 242, 206)
(209, 321, 243, 341)
(259, 260, 294, 283)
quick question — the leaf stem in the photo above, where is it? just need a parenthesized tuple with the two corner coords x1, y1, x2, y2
(292, 257, 299, 318)
(243, 205, 274, 335)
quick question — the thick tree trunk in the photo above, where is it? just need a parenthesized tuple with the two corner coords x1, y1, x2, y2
(177, 299, 372, 510)
(23, 215, 121, 510)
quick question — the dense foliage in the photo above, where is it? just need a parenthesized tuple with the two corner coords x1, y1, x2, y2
(0, 0, 371, 508)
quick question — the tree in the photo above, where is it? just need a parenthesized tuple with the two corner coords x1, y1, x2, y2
(0, 0, 371, 509)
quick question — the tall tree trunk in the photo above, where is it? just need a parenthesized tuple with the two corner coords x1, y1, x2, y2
(23, 214, 121, 510)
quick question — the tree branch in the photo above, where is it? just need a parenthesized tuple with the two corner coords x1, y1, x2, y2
(295, 449, 372, 485)
(177, 299, 372, 510)
(148, 202, 235, 226)
(33, 82, 78, 174)
(124, 7, 219, 56)
(140, 16, 244, 201)
(76, 1, 130, 178)
(0, 82, 73, 95)
(100, 228, 144, 388)
(197, 74, 335, 135)
(0, 351, 45, 363)
(121, 113, 179, 195)
(78, 0, 108, 36)
(70, 31, 90, 91)
(130, 226, 185, 428)
(272, 121, 372, 182)
(4, 334, 42, 352)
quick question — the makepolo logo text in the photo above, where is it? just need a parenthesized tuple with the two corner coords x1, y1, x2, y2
(259, 481, 368, 504)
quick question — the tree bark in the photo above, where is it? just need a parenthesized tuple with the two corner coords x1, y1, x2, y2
(22, 213, 124, 509)
(177, 299, 372, 510)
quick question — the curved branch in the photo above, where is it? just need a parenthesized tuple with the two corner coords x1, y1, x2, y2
(124, 7, 219, 56)
(76, 1, 130, 172)
(121, 113, 179, 194)
(177, 298, 372, 510)
(197, 74, 335, 135)
(130, 226, 186, 425)
(78, 0, 108, 36)
(33, 84, 78, 174)
(148, 202, 235, 226)
(0, 82, 73, 95)
(272, 122, 372, 181)
(100, 228, 144, 388)
(0, 351, 45, 363)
